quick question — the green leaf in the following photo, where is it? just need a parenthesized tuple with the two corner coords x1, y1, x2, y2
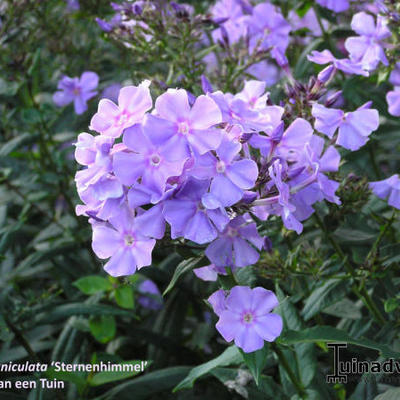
(302, 278, 348, 321)
(115, 286, 134, 309)
(73, 276, 113, 295)
(163, 256, 206, 296)
(0, 133, 40, 157)
(384, 297, 400, 313)
(275, 285, 317, 388)
(89, 360, 149, 386)
(374, 388, 400, 400)
(323, 298, 362, 319)
(46, 368, 86, 392)
(240, 345, 269, 386)
(0, 78, 20, 96)
(173, 346, 243, 391)
(279, 326, 400, 359)
(89, 315, 116, 344)
(296, 0, 313, 18)
(34, 303, 134, 324)
(95, 367, 191, 400)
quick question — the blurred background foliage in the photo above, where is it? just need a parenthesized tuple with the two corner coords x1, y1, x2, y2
(0, 0, 399, 399)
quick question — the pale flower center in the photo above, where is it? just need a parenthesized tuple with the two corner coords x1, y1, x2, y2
(197, 202, 206, 213)
(226, 226, 238, 237)
(117, 112, 130, 126)
(124, 234, 135, 247)
(216, 161, 226, 173)
(178, 121, 190, 135)
(242, 312, 254, 324)
(73, 87, 81, 96)
(150, 154, 161, 166)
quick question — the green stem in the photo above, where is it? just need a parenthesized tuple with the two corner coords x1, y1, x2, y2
(366, 210, 396, 266)
(314, 212, 386, 325)
(272, 343, 306, 398)
(3, 315, 42, 364)
(368, 145, 381, 180)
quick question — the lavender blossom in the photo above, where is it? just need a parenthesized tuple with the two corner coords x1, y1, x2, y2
(308, 50, 369, 77)
(386, 88, 400, 117)
(90, 81, 152, 138)
(312, 102, 379, 151)
(247, 3, 291, 54)
(91, 207, 156, 277)
(53, 72, 99, 115)
(370, 175, 400, 209)
(205, 216, 263, 268)
(138, 280, 163, 310)
(210, 286, 283, 353)
(316, 0, 350, 12)
(345, 12, 391, 71)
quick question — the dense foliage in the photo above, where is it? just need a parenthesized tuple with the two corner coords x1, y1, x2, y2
(0, 1, 400, 399)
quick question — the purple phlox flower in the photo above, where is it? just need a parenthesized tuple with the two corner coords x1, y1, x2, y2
(345, 12, 391, 71)
(235, 80, 269, 110)
(246, 61, 280, 87)
(90, 81, 152, 138)
(74, 137, 129, 220)
(211, 0, 248, 45)
(138, 279, 163, 310)
(389, 62, 400, 86)
(312, 102, 379, 151)
(74, 135, 115, 192)
(101, 83, 122, 103)
(208, 289, 227, 317)
(96, 17, 113, 32)
(113, 123, 185, 202)
(134, 203, 166, 239)
(307, 50, 369, 77)
(291, 135, 341, 212)
(247, 3, 291, 54)
(370, 175, 400, 209)
(316, 0, 350, 12)
(201, 75, 213, 94)
(386, 87, 400, 117)
(211, 89, 283, 133)
(144, 89, 222, 161)
(269, 160, 304, 234)
(163, 178, 229, 244)
(76, 171, 125, 221)
(65, 0, 80, 12)
(91, 206, 156, 277)
(193, 264, 227, 281)
(252, 160, 303, 234)
(205, 215, 263, 268)
(250, 118, 313, 162)
(209, 91, 260, 132)
(213, 286, 283, 353)
(193, 135, 258, 208)
(288, 8, 326, 38)
(53, 71, 99, 115)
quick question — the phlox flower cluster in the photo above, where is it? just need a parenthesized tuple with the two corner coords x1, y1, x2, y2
(73, 75, 385, 286)
(210, 0, 291, 65)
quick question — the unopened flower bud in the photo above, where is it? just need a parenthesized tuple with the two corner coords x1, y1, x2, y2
(201, 75, 213, 94)
(317, 65, 336, 83)
(271, 121, 285, 143)
(325, 90, 343, 107)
